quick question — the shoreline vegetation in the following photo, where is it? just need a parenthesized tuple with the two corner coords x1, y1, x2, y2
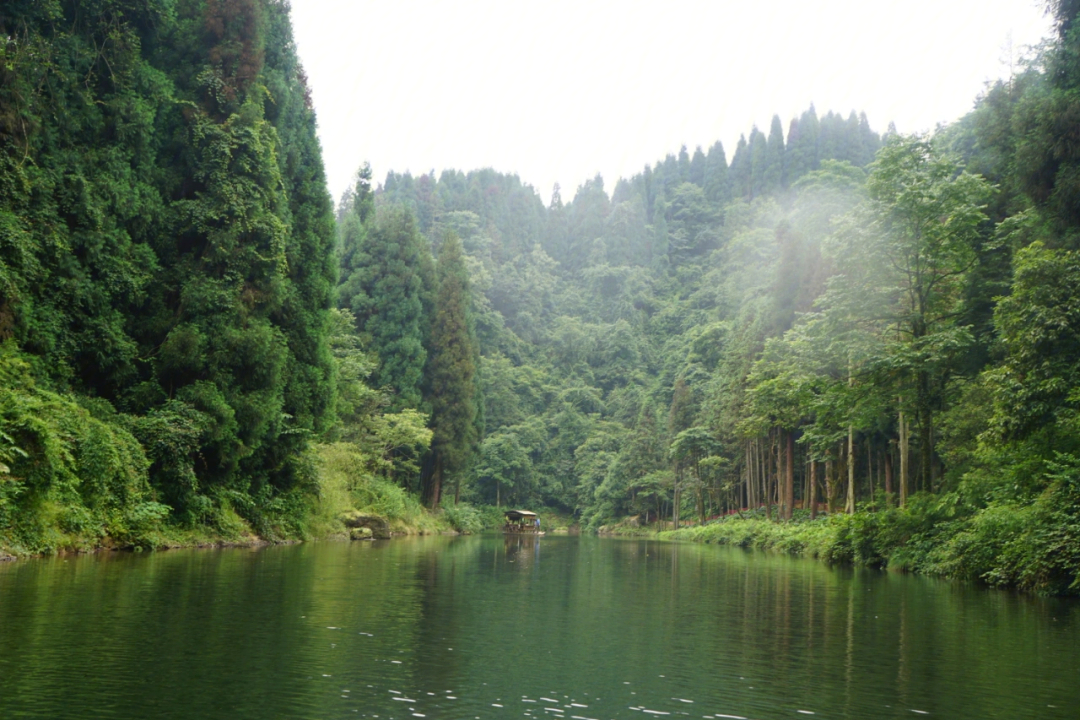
(4, 0, 1080, 598)
(599, 490, 1080, 596)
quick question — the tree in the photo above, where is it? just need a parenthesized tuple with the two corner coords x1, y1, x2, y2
(764, 115, 785, 193)
(703, 141, 730, 204)
(823, 134, 993, 498)
(339, 207, 431, 411)
(425, 232, 480, 506)
(986, 242, 1080, 446)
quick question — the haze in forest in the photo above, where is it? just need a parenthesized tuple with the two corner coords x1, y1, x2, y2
(289, 0, 1051, 201)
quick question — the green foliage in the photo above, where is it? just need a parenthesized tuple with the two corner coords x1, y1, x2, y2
(339, 206, 430, 409)
(440, 501, 488, 534)
(0, 345, 161, 552)
(311, 443, 447, 535)
(0, 0, 337, 548)
(986, 242, 1080, 441)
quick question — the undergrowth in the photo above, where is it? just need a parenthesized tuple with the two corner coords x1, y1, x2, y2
(646, 475, 1080, 595)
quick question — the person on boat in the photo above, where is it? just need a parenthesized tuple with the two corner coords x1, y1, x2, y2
(535, 517, 541, 532)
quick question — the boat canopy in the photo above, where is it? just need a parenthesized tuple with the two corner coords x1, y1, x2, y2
(504, 510, 537, 521)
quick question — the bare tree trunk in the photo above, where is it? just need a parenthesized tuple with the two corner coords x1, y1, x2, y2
(884, 446, 894, 506)
(431, 465, 442, 509)
(867, 438, 874, 508)
(825, 458, 835, 514)
(846, 425, 855, 514)
(672, 470, 679, 531)
(760, 440, 768, 511)
(784, 430, 795, 521)
(918, 370, 933, 494)
(899, 408, 909, 508)
(809, 459, 818, 519)
(748, 440, 755, 510)
(765, 433, 773, 521)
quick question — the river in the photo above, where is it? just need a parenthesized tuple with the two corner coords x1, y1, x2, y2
(0, 535, 1077, 719)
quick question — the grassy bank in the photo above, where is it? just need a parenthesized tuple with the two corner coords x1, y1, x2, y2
(603, 484, 1080, 596)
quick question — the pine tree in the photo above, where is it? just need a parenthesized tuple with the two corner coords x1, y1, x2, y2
(425, 232, 479, 506)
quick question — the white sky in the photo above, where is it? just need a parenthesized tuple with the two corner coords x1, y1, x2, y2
(288, 0, 1053, 205)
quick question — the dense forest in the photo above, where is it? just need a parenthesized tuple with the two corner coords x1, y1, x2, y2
(2, 0, 1080, 593)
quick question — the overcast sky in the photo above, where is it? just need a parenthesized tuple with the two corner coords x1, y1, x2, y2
(288, 0, 1052, 205)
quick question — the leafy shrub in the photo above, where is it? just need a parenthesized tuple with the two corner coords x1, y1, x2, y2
(441, 502, 485, 534)
(0, 346, 164, 552)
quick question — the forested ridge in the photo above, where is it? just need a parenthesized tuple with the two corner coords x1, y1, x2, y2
(3, 0, 1080, 594)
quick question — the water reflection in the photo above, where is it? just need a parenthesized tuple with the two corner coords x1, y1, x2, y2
(0, 537, 1077, 720)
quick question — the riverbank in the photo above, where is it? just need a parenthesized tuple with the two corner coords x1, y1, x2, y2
(0, 443, 456, 560)
(0, 441, 571, 560)
(602, 490, 1080, 596)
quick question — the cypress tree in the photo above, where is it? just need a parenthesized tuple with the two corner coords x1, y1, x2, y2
(425, 232, 479, 506)
(703, 140, 730, 204)
(338, 164, 376, 283)
(750, 127, 768, 199)
(799, 105, 821, 172)
(784, 117, 808, 183)
(689, 146, 707, 186)
(340, 207, 430, 410)
(729, 135, 751, 201)
(818, 111, 841, 162)
(764, 115, 785, 193)
(857, 112, 880, 166)
(677, 145, 692, 183)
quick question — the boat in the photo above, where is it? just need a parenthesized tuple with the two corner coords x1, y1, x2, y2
(502, 509, 545, 534)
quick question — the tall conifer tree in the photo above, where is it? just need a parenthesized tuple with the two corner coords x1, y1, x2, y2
(426, 233, 479, 506)
(729, 135, 751, 200)
(340, 207, 430, 410)
(703, 141, 730, 203)
(764, 115, 786, 193)
(749, 127, 769, 199)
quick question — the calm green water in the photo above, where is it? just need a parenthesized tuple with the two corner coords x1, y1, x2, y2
(1, 536, 1078, 720)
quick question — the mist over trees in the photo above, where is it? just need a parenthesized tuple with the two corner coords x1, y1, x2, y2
(366, 103, 886, 520)
(354, 0, 1080, 591)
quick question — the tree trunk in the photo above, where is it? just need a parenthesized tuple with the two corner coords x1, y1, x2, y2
(672, 470, 679, 530)
(765, 434, 773, 521)
(809, 459, 818, 519)
(748, 439, 756, 510)
(825, 459, 835, 514)
(899, 408, 909, 507)
(884, 446, 894, 505)
(867, 438, 874, 507)
(784, 430, 795, 521)
(846, 425, 855, 514)
(429, 456, 443, 509)
(918, 370, 933, 494)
